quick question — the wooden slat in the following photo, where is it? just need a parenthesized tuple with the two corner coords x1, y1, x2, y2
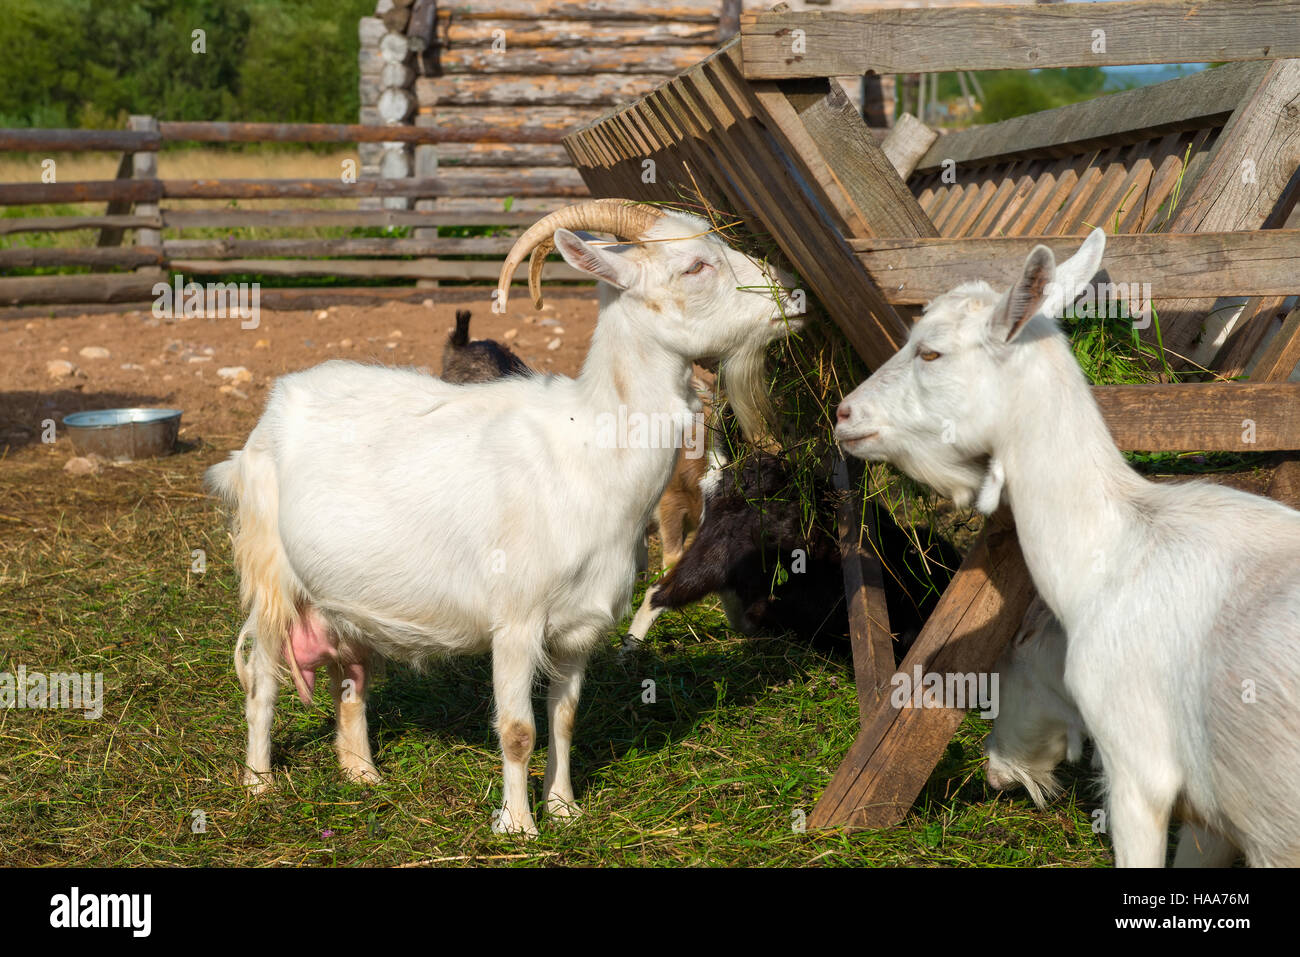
(1095, 383, 1300, 451)
(169, 258, 587, 282)
(416, 73, 664, 107)
(159, 172, 586, 200)
(438, 45, 715, 75)
(160, 206, 560, 230)
(852, 230, 1300, 304)
(741, 2, 1300, 78)
(439, 17, 721, 46)
(0, 128, 160, 151)
(1251, 304, 1300, 382)
(437, 1, 720, 20)
(0, 179, 161, 206)
(912, 61, 1262, 173)
(162, 237, 520, 258)
(0, 246, 164, 268)
(0, 214, 161, 236)
(159, 122, 480, 144)
(0, 270, 166, 306)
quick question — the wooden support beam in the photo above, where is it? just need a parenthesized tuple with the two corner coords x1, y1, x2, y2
(1094, 383, 1300, 452)
(159, 173, 586, 200)
(0, 128, 159, 151)
(834, 458, 896, 726)
(851, 230, 1300, 304)
(880, 114, 937, 182)
(168, 258, 586, 282)
(741, 1, 1300, 78)
(810, 510, 1035, 829)
(160, 206, 559, 230)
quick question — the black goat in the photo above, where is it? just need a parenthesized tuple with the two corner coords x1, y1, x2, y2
(440, 309, 530, 384)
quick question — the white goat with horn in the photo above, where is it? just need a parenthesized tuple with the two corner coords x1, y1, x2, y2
(835, 229, 1300, 867)
(207, 199, 798, 835)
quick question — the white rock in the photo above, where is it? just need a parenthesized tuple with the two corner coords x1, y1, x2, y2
(217, 366, 252, 384)
(316, 310, 329, 320)
(46, 359, 76, 379)
(547, 338, 562, 351)
(63, 455, 104, 476)
(78, 346, 110, 360)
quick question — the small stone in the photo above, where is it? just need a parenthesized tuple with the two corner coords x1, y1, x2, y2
(46, 359, 76, 379)
(187, 355, 212, 363)
(540, 318, 562, 328)
(63, 455, 104, 476)
(24, 321, 37, 331)
(255, 339, 270, 349)
(385, 341, 398, 350)
(316, 310, 328, 320)
(202, 346, 215, 356)
(339, 338, 353, 348)
(218, 385, 249, 399)
(547, 338, 562, 351)
(79, 346, 110, 360)
(119, 363, 145, 372)
(422, 298, 434, 309)
(503, 329, 518, 341)
(217, 366, 252, 384)
(388, 329, 402, 338)
(59, 345, 69, 353)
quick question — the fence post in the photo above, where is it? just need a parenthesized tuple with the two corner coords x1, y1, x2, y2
(128, 115, 161, 275)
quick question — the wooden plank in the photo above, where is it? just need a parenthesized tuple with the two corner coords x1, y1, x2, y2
(0, 214, 161, 235)
(433, 143, 572, 167)
(0, 128, 160, 152)
(161, 205, 564, 230)
(1251, 304, 1300, 382)
(438, 17, 721, 47)
(160, 172, 587, 200)
(418, 105, 604, 139)
(912, 61, 1262, 173)
(0, 270, 166, 306)
(852, 230, 1300, 304)
(169, 258, 587, 282)
(1094, 382, 1300, 452)
(1155, 59, 1300, 360)
(438, 45, 715, 75)
(416, 73, 664, 107)
(835, 458, 896, 726)
(741, 2, 1300, 78)
(0, 246, 164, 268)
(0, 179, 161, 206)
(437, 1, 719, 20)
(810, 512, 1035, 829)
(160, 120, 569, 145)
(162, 237, 519, 258)
(880, 113, 937, 182)
(1211, 296, 1294, 379)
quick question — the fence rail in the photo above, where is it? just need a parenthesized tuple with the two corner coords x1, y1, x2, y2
(0, 119, 586, 306)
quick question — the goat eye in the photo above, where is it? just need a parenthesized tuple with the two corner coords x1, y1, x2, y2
(918, 349, 942, 362)
(683, 260, 708, 275)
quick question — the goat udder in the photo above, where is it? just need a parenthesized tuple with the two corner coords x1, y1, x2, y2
(285, 609, 339, 706)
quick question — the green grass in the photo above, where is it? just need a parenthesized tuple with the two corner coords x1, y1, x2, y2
(0, 448, 1114, 867)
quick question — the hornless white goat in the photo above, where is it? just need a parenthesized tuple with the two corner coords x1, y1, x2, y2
(206, 199, 798, 835)
(835, 229, 1300, 867)
(987, 596, 1240, 866)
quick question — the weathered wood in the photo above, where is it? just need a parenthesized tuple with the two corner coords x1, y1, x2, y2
(169, 258, 587, 281)
(161, 204, 562, 230)
(436, 1, 719, 20)
(408, 0, 438, 68)
(1155, 59, 1300, 360)
(881, 113, 937, 182)
(162, 237, 518, 258)
(0, 270, 166, 306)
(0, 128, 160, 152)
(160, 170, 586, 199)
(0, 246, 164, 268)
(851, 230, 1300, 304)
(434, 142, 572, 167)
(418, 106, 604, 141)
(913, 61, 1262, 173)
(157, 121, 528, 144)
(1095, 382, 1300, 452)
(416, 73, 664, 107)
(810, 512, 1035, 830)
(93, 150, 136, 253)
(1252, 303, 1300, 382)
(438, 45, 716, 75)
(0, 179, 161, 206)
(835, 458, 897, 727)
(0, 214, 161, 235)
(439, 17, 720, 47)
(741, 2, 1300, 78)
(128, 116, 161, 263)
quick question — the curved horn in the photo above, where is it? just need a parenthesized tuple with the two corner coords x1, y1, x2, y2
(496, 199, 665, 311)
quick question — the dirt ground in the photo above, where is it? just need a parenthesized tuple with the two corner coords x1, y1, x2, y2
(0, 289, 601, 470)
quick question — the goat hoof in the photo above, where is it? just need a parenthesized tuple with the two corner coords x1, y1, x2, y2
(491, 807, 539, 838)
(242, 770, 274, 794)
(342, 764, 382, 786)
(546, 798, 584, 823)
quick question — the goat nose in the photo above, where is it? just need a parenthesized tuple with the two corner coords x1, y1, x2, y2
(836, 402, 851, 422)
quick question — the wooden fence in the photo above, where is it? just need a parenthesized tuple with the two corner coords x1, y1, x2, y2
(0, 120, 588, 308)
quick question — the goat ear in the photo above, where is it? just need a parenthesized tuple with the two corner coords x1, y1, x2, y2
(553, 228, 636, 291)
(1041, 227, 1106, 319)
(993, 245, 1054, 343)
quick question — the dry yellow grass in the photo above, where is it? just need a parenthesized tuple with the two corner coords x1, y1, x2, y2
(0, 148, 359, 183)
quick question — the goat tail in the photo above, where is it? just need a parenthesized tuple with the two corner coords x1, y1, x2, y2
(451, 309, 472, 347)
(205, 440, 301, 696)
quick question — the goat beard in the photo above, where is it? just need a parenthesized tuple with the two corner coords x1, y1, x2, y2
(719, 342, 779, 452)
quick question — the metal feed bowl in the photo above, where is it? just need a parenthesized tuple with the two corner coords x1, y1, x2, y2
(62, 408, 182, 461)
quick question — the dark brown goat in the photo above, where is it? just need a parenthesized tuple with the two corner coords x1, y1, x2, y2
(440, 309, 531, 384)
